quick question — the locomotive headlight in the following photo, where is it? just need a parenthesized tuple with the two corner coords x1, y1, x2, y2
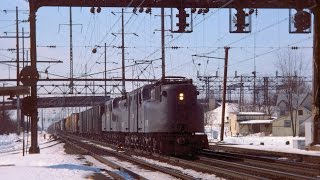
(178, 93, 184, 101)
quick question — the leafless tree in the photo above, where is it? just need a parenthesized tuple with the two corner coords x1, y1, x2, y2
(276, 50, 310, 137)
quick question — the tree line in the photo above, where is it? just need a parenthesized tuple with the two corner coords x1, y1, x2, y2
(0, 110, 18, 134)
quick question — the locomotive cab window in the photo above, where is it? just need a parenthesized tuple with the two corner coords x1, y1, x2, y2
(113, 99, 119, 108)
(142, 88, 151, 100)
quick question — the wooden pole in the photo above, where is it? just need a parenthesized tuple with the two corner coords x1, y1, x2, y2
(220, 47, 230, 141)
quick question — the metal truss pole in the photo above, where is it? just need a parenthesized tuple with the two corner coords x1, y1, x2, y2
(29, 4, 39, 154)
(312, 1, 320, 146)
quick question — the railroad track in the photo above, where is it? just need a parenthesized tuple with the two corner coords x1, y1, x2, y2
(58, 133, 320, 179)
(209, 144, 320, 164)
(60, 133, 267, 179)
(197, 149, 320, 179)
(59, 133, 197, 179)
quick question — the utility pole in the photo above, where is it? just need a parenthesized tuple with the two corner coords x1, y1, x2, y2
(15, 6, 22, 135)
(104, 43, 107, 97)
(161, 8, 165, 80)
(16, 6, 20, 87)
(121, 8, 126, 95)
(59, 7, 81, 94)
(220, 47, 230, 141)
(239, 75, 243, 111)
(22, 28, 25, 68)
(69, 7, 74, 94)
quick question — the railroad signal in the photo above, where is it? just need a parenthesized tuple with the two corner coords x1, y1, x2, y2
(289, 9, 311, 33)
(21, 96, 37, 117)
(229, 8, 252, 33)
(19, 66, 39, 86)
(171, 8, 193, 33)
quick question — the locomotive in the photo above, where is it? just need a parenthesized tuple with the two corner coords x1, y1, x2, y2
(49, 77, 208, 156)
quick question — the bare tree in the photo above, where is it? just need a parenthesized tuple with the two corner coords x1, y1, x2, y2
(0, 109, 16, 134)
(276, 50, 310, 137)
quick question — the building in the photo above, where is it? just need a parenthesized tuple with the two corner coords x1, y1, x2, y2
(229, 112, 272, 136)
(204, 103, 239, 140)
(272, 93, 312, 136)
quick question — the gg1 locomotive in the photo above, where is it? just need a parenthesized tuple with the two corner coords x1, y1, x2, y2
(49, 77, 208, 156)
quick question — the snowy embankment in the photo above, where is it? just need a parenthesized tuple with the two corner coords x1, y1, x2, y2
(209, 133, 320, 156)
(0, 133, 222, 180)
(0, 133, 105, 180)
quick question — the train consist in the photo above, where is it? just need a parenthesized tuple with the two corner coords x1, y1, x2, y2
(49, 77, 208, 156)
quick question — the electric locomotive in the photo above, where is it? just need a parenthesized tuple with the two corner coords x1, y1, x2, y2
(101, 76, 208, 155)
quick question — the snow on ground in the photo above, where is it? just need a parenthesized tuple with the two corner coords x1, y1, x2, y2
(0, 133, 109, 180)
(0, 133, 222, 180)
(210, 133, 320, 156)
(1, 132, 319, 180)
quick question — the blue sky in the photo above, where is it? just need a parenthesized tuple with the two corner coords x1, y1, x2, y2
(0, 0, 314, 90)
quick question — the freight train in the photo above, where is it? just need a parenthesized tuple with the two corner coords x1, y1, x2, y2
(48, 77, 208, 156)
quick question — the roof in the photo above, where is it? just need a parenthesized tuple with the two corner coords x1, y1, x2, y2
(239, 120, 273, 124)
(276, 92, 311, 110)
(238, 112, 266, 115)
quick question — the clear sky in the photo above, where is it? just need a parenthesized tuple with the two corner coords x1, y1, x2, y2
(0, 0, 314, 122)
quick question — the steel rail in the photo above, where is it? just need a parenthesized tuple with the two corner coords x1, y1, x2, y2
(60, 133, 195, 180)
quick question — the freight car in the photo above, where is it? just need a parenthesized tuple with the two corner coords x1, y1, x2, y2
(50, 77, 208, 156)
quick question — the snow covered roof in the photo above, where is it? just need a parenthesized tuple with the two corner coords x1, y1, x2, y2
(238, 112, 266, 115)
(239, 120, 273, 124)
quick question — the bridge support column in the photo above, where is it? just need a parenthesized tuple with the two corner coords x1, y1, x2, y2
(29, 5, 39, 154)
(311, 1, 320, 150)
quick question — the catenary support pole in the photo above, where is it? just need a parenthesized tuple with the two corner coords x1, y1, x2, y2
(29, 5, 40, 154)
(312, 1, 320, 147)
(220, 47, 230, 141)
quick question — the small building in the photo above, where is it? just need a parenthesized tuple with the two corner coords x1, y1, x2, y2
(204, 103, 239, 139)
(229, 112, 272, 136)
(272, 93, 312, 136)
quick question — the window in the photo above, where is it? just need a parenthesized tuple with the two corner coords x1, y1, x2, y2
(284, 120, 291, 128)
(298, 110, 303, 116)
(280, 107, 286, 116)
(142, 88, 151, 100)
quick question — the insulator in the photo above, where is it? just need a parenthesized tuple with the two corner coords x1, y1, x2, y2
(133, 7, 137, 14)
(197, 9, 203, 14)
(191, 8, 196, 13)
(248, 8, 254, 15)
(139, 7, 144, 13)
(145, 7, 151, 14)
(203, 8, 209, 13)
(92, 48, 97, 53)
(90, 7, 95, 14)
(97, 7, 101, 13)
